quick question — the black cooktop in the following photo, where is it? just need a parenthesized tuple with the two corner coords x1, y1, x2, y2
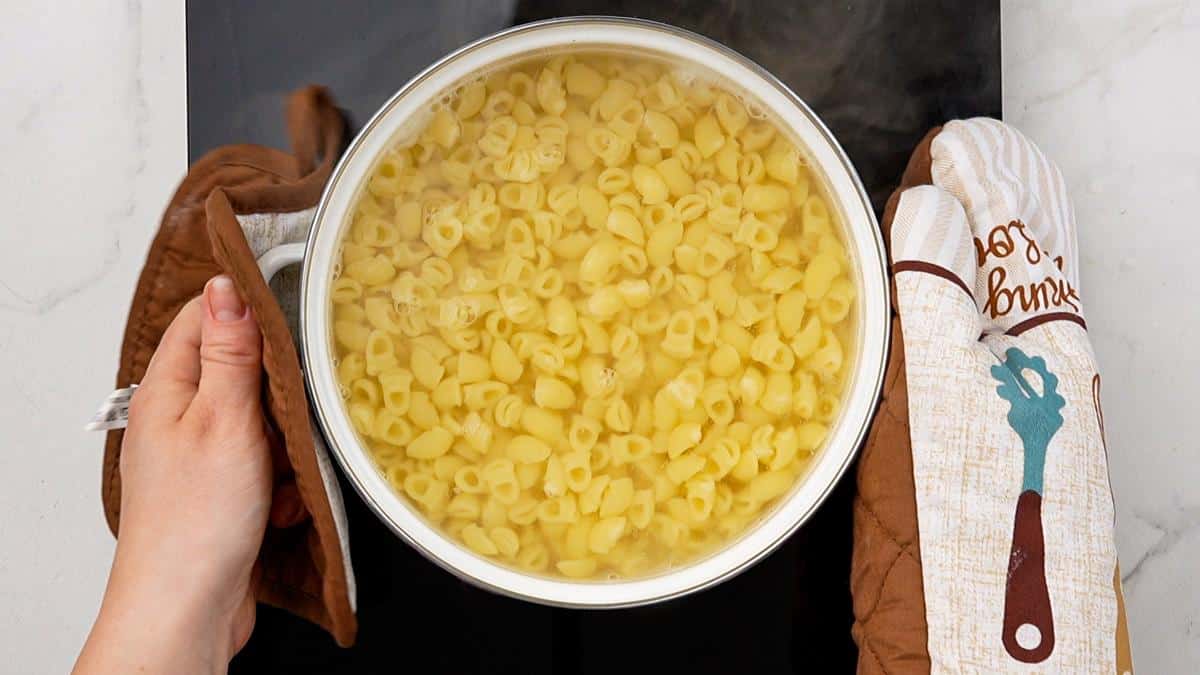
(187, 2, 1000, 673)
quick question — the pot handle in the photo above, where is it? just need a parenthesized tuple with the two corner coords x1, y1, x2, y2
(84, 241, 308, 432)
(257, 242, 307, 282)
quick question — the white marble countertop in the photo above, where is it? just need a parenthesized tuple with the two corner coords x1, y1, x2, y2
(1, 1, 1194, 672)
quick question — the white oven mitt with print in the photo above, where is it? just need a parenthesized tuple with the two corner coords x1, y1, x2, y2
(885, 118, 1133, 672)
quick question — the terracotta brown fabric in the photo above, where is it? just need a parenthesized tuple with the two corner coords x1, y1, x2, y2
(850, 127, 940, 674)
(101, 86, 356, 647)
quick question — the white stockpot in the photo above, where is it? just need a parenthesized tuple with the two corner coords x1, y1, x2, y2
(258, 16, 889, 608)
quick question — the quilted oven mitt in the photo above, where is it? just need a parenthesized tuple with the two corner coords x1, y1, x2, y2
(100, 87, 357, 646)
(850, 119, 1133, 673)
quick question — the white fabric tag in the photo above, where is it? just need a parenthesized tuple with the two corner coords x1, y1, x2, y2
(84, 385, 138, 431)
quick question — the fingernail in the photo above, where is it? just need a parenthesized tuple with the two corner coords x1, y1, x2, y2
(207, 275, 247, 322)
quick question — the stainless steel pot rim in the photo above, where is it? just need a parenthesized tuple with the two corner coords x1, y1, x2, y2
(298, 16, 890, 608)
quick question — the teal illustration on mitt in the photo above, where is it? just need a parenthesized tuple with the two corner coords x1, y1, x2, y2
(991, 347, 1065, 664)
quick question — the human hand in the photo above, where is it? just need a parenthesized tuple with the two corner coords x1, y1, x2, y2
(76, 275, 271, 674)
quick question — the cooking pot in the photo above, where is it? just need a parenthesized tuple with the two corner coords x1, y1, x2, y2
(257, 16, 889, 608)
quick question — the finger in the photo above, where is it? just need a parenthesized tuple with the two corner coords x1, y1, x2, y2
(137, 297, 205, 420)
(889, 184, 982, 348)
(193, 275, 263, 415)
(231, 584, 258, 654)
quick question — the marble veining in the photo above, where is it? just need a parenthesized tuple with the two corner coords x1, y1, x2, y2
(0, 234, 122, 316)
(1011, 1, 1189, 110)
(1121, 506, 1200, 587)
(0, 2, 185, 673)
(1006, 1, 1200, 671)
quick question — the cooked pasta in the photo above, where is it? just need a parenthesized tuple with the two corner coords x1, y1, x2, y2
(330, 52, 857, 580)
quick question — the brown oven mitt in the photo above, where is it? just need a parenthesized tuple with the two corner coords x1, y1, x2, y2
(850, 119, 1133, 672)
(100, 86, 357, 647)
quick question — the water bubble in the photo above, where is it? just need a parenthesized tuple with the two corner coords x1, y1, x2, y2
(672, 67, 698, 88)
(394, 297, 417, 315)
(666, 378, 698, 406)
(459, 304, 478, 326)
(600, 367, 617, 389)
(742, 96, 768, 120)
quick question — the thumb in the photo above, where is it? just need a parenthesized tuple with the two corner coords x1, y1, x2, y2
(890, 184, 983, 348)
(196, 275, 263, 411)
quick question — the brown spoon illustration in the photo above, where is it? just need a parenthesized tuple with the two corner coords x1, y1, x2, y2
(991, 347, 1065, 664)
